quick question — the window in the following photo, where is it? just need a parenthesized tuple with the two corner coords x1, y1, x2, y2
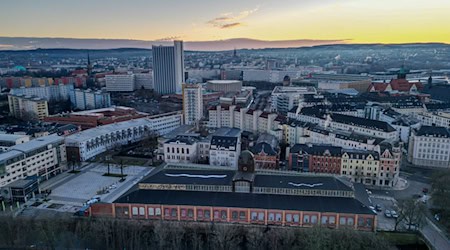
(251, 212, 258, 221)
(232, 211, 238, 220)
(268, 212, 275, 221)
(139, 207, 145, 216)
(188, 209, 194, 218)
(329, 216, 335, 224)
(187, 148, 189, 154)
(286, 214, 292, 222)
(205, 210, 211, 219)
(321, 216, 328, 224)
(239, 211, 246, 220)
(293, 214, 299, 223)
(258, 212, 264, 221)
(339, 217, 346, 225)
(311, 215, 318, 224)
(276, 213, 282, 221)
(181, 209, 187, 217)
(303, 215, 310, 224)
(197, 210, 203, 219)
(214, 210, 220, 219)
(347, 218, 354, 226)
(155, 208, 161, 216)
(132, 207, 138, 215)
(148, 207, 155, 216)
(164, 207, 174, 217)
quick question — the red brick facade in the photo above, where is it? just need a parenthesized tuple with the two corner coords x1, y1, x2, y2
(90, 203, 376, 231)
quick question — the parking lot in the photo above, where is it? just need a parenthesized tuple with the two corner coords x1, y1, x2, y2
(371, 196, 398, 231)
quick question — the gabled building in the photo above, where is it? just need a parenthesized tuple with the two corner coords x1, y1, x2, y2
(341, 150, 380, 186)
(209, 129, 241, 168)
(250, 134, 279, 170)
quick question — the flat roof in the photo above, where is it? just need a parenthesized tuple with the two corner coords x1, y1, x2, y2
(0, 134, 28, 142)
(0, 134, 64, 162)
(115, 190, 374, 215)
(207, 80, 242, 84)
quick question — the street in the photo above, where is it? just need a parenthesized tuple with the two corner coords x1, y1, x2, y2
(369, 167, 450, 250)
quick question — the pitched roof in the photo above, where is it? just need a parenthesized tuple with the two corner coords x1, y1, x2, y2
(331, 113, 396, 133)
(250, 142, 278, 156)
(115, 189, 374, 215)
(416, 126, 450, 138)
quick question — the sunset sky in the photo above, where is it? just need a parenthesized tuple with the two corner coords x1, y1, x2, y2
(1, 0, 449, 44)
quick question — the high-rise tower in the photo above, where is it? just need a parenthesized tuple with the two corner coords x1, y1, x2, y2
(182, 83, 203, 126)
(152, 41, 185, 95)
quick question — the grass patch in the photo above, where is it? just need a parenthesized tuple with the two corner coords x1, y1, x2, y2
(103, 173, 127, 178)
(68, 170, 81, 174)
(378, 231, 421, 245)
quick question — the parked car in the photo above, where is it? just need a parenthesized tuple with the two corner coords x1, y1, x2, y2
(375, 204, 383, 212)
(405, 223, 419, 231)
(391, 210, 399, 218)
(92, 195, 101, 202)
(384, 210, 392, 218)
(434, 214, 440, 221)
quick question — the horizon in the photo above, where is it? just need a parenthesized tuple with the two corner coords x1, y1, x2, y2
(1, 0, 450, 46)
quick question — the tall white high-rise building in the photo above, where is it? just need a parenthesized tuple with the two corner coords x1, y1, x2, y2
(182, 84, 203, 125)
(152, 41, 185, 95)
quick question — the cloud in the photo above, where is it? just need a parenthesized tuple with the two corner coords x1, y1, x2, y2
(207, 7, 258, 29)
(219, 23, 242, 29)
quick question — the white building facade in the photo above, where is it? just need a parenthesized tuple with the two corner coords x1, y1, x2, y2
(65, 112, 183, 161)
(0, 134, 66, 187)
(408, 126, 450, 168)
(182, 84, 203, 125)
(105, 74, 136, 92)
(152, 41, 185, 95)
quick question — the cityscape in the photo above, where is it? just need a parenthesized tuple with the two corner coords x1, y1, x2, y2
(1, 1, 450, 249)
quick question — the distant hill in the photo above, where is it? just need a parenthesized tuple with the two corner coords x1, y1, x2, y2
(0, 37, 347, 51)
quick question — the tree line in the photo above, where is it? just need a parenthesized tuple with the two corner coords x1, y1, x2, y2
(0, 216, 393, 250)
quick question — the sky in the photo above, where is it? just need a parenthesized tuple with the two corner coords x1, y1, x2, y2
(1, 0, 449, 44)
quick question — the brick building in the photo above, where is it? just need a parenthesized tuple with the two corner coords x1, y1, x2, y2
(90, 151, 376, 231)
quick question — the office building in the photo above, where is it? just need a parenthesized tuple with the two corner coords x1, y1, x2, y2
(105, 74, 136, 92)
(134, 73, 153, 90)
(182, 84, 203, 125)
(0, 134, 66, 188)
(205, 80, 242, 93)
(9, 83, 75, 102)
(73, 89, 111, 110)
(65, 112, 183, 161)
(408, 126, 450, 168)
(414, 111, 450, 128)
(0, 134, 30, 152)
(153, 41, 185, 95)
(271, 86, 317, 113)
(8, 94, 49, 120)
(44, 106, 147, 130)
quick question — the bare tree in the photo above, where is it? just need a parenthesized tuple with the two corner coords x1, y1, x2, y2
(397, 198, 426, 231)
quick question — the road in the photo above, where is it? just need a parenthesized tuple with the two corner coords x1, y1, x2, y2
(370, 168, 449, 250)
(421, 218, 450, 250)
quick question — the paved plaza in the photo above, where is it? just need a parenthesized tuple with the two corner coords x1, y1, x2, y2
(47, 163, 153, 206)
